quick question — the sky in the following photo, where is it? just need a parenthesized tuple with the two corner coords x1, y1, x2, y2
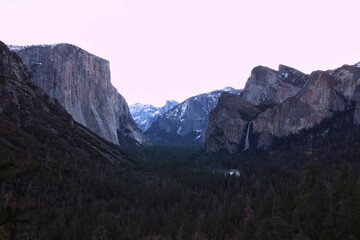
(1, 0, 360, 107)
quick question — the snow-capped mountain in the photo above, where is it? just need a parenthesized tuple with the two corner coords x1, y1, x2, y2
(145, 87, 241, 146)
(130, 100, 178, 132)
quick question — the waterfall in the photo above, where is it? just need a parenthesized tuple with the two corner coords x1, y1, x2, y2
(243, 122, 251, 151)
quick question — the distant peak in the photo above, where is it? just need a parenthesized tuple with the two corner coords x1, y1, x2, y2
(221, 86, 236, 92)
(278, 64, 294, 71)
(207, 87, 241, 96)
(165, 100, 178, 105)
(278, 64, 306, 75)
(252, 65, 274, 72)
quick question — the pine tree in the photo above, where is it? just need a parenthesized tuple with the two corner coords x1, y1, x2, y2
(292, 162, 328, 239)
(257, 184, 292, 240)
(332, 163, 360, 239)
(242, 194, 256, 240)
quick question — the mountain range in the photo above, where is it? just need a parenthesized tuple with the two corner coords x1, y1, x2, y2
(130, 100, 178, 132)
(2, 39, 360, 239)
(145, 87, 241, 146)
(6, 41, 360, 154)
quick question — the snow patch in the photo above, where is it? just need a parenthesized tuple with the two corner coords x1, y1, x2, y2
(180, 102, 188, 118)
(327, 69, 335, 75)
(8, 44, 55, 52)
(8, 45, 27, 52)
(223, 169, 241, 177)
(281, 72, 289, 78)
(177, 126, 182, 134)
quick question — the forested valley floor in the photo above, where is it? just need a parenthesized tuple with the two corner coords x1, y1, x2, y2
(1, 122, 360, 240)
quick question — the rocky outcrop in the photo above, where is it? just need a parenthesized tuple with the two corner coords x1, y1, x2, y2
(205, 64, 360, 153)
(14, 44, 147, 146)
(241, 65, 308, 106)
(0, 40, 131, 165)
(254, 66, 360, 147)
(146, 87, 241, 146)
(204, 93, 261, 153)
(130, 100, 178, 132)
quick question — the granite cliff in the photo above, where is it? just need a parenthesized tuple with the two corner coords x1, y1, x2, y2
(205, 64, 360, 153)
(13, 44, 147, 146)
(0, 40, 132, 165)
(204, 93, 261, 153)
(242, 65, 308, 106)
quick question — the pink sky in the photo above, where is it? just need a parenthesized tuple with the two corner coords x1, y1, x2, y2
(1, 0, 360, 106)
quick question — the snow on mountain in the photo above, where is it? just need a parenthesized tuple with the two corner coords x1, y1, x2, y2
(8, 45, 27, 52)
(145, 87, 241, 146)
(7, 44, 55, 52)
(130, 100, 178, 132)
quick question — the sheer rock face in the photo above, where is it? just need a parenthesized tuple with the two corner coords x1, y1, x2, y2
(241, 65, 308, 106)
(0, 41, 131, 165)
(15, 44, 147, 146)
(254, 67, 360, 143)
(205, 64, 360, 153)
(204, 93, 261, 153)
(252, 71, 346, 148)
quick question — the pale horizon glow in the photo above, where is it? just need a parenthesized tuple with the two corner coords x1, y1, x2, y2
(1, 0, 360, 107)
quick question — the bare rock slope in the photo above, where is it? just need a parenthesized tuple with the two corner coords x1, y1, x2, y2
(0, 40, 132, 166)
(13, 44, 147, 146)
(205, 64, 360, 153)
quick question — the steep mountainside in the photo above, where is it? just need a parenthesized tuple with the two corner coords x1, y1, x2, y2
(204, 93, 261, 153)
(146, 87, 241, 146)
(13, 44, 147, 146)
(0, 41, 139, 239)
(242, 65, 308, 106)
(130, 100, 178, 131)
(0, 40, 132, 166)
(205, 64, 360, 153)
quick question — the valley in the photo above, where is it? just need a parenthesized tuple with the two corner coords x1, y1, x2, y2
(1, 41, 360, 239)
